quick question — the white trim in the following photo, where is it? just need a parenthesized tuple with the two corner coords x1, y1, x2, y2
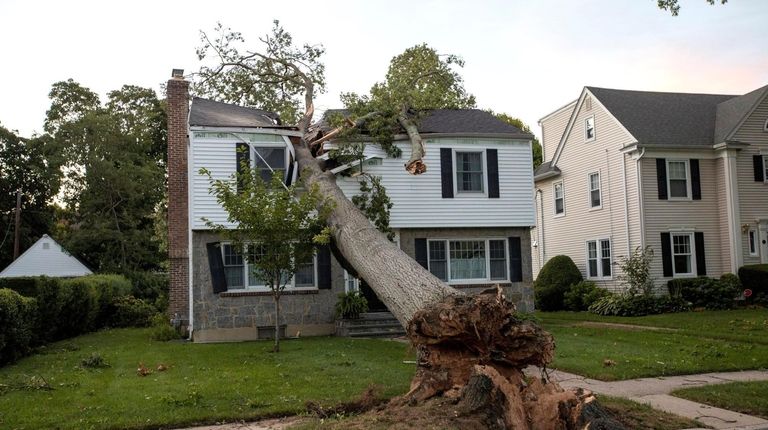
(588, 171, 602, 210)
(669, 232, 697, 278)
(343, 270, 360, 293)
(585, 238, 613, 280)
(763, 155, 768, 184)
(666, 159, 692, 200)
(721, 150, 743, 271)
(538, 99, 577, 124)
(584, 115, 596, 142)
(553, 181, 565, 217)
(453, 149, 488, 196)
(189, 126, 303, 137)
(426, 238, 510, 285)
(764, 118, 768, 132)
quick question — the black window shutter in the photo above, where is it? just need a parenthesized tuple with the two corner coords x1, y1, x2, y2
(656, 158, 668, 200)
(206, 242, 228, 294)
(660, 233, 672, 277)
(414, 238, 428, 269)
(508, 237, 523, 282)
(285, 161, 295, 187)
(754, 155, 765, 182)
(317, 245, 332, 289)
(440, 148, 454, 198)
(694, 232, 706, 276)
(236, 142, 250, 193)
(690, 159, 701, 200)
(487, 149, 500, 198)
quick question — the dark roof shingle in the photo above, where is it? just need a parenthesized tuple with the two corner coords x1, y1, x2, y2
(714, 84, 768, 143)
(189, 98, 286, 129)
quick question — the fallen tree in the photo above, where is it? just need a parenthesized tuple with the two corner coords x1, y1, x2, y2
(194, 21, 623, 429)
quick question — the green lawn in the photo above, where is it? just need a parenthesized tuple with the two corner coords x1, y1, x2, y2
(538, 309, 768, 381)
(0, 329, 415, 430)
(672, 381, 768, 419)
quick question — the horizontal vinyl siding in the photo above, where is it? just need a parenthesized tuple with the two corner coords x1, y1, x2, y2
(535, 98, 636, 291)
(714, 157, 733, 271)
(540, 104, 574, 163)
(641, 157, 725, 286)
(336, 138, 535, 228)
(733, 95, 768, 265)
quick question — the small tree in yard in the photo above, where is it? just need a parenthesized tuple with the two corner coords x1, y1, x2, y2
(618, 246, 655, 296)
(201, 160, 330, 352)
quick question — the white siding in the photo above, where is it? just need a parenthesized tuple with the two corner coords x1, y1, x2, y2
(0, 235, 92, 278)
(336, 138, 535, 228)
(733, 94, 768, 265)
(540, 102, 575, 163)
(534, 95, 638, 290)
(191, 134, 535, 230)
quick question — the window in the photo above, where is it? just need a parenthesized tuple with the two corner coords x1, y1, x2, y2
(455, 151, 484, 193)
(667, 160, 690, 199)
(427, 238, 508, 283)
(588, 172, 601, 208)
(748, 229, 758, 256)
(221, 243, 316, 290)
(764, 118, 768, 132)
(585, 116, 595, 141)
(343, 270, 360, 293)
(671, 233, 694, 276)
(586, 239, 612, 279)
(553, 182, 564, 215)
(764, 156, 768, 183)
(253, 146, 286, 182)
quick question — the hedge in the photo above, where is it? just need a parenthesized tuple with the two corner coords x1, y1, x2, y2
(738, 264, 768, 301)
(0, 289, 37, 365)
(534, 255, 583, 311)
(667, 275, 740, 310)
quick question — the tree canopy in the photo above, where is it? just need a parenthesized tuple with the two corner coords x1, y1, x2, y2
(657, 0, 727, 16)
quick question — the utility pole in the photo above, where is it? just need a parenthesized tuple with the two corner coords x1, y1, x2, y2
(13, 190, 21, 260)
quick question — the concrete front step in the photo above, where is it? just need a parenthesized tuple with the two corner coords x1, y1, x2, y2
(336, 312, 405, 337)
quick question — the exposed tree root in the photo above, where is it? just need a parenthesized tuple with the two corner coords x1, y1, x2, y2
(393, 286, 626, 429)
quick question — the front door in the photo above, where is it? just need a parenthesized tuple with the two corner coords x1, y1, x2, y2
(759, 221, 768, 264)
(360, 280, 388, 312)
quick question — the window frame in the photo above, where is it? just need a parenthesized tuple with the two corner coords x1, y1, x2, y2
(251, 144, 289, 183)
(584, 115, 596, 142)
(426, 238, 510, 285)
(666, 159, 692, 200)
(343, 270, 360, 293)
(669, 232, 696, 278)
(453, 149, 487, 196)
(220, 242, 318, 291)
(748, 229, 759, 256)
(588, 172, 602, 209)
(763, 118, 768, 132)
(553, 181, 565, 217)
(585, 238, 612, 280)
(763, 155, 768, 184)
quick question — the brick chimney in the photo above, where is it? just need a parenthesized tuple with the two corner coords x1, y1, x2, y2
(167, 69, 190, 327)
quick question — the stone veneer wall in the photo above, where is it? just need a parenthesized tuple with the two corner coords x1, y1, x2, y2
(398, 227, 535, 312)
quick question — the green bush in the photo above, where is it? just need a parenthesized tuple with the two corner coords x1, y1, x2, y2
(62, 275, 132, 329)
(589, 294, 690, 316)
(564, 281, 612, 311)
(335, 291, 369, 319)
(149, 314, 184, 341)
(110, 296, 156, 328)
(122, 271, 169, 311)
(667, 276, 738, 310)
(534, 255, 583, 311)
(738, 264, 768, 301)
(0, 289, 37, 365)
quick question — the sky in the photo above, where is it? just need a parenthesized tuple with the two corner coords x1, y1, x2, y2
(1, 0, 767, 140)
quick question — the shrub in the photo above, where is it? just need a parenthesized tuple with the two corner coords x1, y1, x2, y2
(534, 255, 583, 311)
(335, 291, 369, 319)
(618, 246, 655, 296)
(62, 275, 133, 328)
(110, 296, 156, 328)
(149, 314, 184, 341)
(80, 352, 109, 369)
(564, 281, 612, 311)
(122, 271, 169, 311)
(0, 289, 37, 365)
(667, 276, 738, 310)
(738, 264, 768, 301)
(588, 293, 690, 316)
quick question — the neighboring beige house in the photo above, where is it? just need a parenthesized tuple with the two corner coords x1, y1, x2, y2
(532, 84, 768, 291)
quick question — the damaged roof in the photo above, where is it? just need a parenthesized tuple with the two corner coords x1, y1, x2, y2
(189, 97, 287, 129)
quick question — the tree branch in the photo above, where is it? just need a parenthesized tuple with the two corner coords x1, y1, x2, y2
(398, 111, 427, 175)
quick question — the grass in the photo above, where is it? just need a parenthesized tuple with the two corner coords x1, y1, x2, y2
(0, 328, 415, 430)
(598, 395, 708, 430)
(672, 381, 768, 419)
(537, 309, 768, 381)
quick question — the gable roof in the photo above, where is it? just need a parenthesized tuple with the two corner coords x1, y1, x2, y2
(0, 235, 93, 278)
(714, 84, 768, 143)
(189, 98, 288, 129)
(587, 87, 736, 146)
(320, 109, 534, 139)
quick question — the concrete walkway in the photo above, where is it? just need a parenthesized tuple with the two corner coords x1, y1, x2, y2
(542, 368, 768, 430)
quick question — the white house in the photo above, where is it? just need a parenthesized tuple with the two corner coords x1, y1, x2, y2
(0, 234, 93, 278)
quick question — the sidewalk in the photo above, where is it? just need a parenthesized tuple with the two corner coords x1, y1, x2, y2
(540, 368, 768, 430)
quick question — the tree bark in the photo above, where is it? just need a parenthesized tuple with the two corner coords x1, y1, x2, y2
(273, 292, 280, 353)
(398, 113, 427, 175)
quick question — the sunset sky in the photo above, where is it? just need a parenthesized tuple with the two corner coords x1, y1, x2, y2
(1, 0, 766, 139)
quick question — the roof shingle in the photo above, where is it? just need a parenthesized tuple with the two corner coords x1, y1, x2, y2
(189, 97, 286, 129)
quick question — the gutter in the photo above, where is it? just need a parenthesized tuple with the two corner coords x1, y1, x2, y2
(633, 148, 647, 249)
(621, 148, 631, 256)
(535, 189, 545, 268)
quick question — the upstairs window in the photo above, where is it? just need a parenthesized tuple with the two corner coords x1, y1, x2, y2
(585, 116, 595, 142)
(667, 160, 690, 199)
(553, 182, 565, 215)
(253, 147, 287, 182)
(455, 151, 484, 193)
(588, 172, 602, 208)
